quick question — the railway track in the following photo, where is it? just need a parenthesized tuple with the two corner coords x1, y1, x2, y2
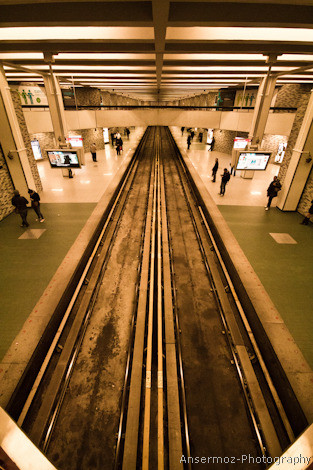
(6, 126, 307, 469)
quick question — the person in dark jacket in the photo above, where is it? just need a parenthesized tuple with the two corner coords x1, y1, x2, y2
(212, 158, 219, 182)
(208, 136, 215, 151)
(28, 189, 44, 222)
(219, 168, 230, 196)
(300, 199, 313, 225)
(11, 190, 29, 227)
(265, 176, 281, 210)
(187, 134, 191, 150)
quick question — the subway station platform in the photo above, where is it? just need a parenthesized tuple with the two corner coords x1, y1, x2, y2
(0, 125, 312, 389)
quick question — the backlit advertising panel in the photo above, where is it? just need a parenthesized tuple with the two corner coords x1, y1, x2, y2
(47, 150, 81, 169)
(31, 140, 43, 160)
(236, 151, 271, 171)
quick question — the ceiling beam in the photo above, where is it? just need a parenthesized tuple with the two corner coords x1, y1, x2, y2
(152, 0, 170, 93)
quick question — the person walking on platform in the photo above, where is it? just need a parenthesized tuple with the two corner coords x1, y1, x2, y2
(11, 189, 29, 227)
(265, 176, 281, 210)
(187, 134, 191, 150)
(125, 128, 130, 139)
(300, 199, 313, 225)
(90, 142, 97, 162)
(181, 126, 185, 135)
(219, 168, 230, 196)
(28, 189, 44, 222)
(212, 158, 219, 182)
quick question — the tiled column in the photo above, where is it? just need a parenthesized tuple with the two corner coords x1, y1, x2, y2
(249, 75, 277, 145)
(277, 89, 313, 211)
(0, 65, 37, 194)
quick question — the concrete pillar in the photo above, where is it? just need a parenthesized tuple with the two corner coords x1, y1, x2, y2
(0, 65, 36, 194)
(43, 71, 68, 143)
(249, 75, 277, 145)
(277, 89, 313, 211)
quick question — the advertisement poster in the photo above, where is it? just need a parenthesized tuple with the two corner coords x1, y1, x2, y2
(16, 85, 48, 106)
(233, 137, 251, 150)
(31, 140, 43, 160)
(207, 129, 214, 144)
(67, 135, 83, 148)
(103, 128, 109, 144)
(275, 142, 287, 163)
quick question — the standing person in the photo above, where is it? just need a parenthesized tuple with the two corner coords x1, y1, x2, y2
(212, 158, 219, 182)
(181, 126, 185, 135)
(265, 176, 281, 210)
(219, 168, 230, 196)
(110, 131, 115, 146)
(28, 189, 44, 222)
(11, 190, 29, 227)
(199, 131, 203, 142)
(125, 128, 130, 139)
(90, 142, 97, 162)
(187, 134, 191, 150)
(300, 199, 313, 225)
(190, 130, 195, 140)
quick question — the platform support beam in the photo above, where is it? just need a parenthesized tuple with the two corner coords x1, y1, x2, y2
(43, 66, 67, 144)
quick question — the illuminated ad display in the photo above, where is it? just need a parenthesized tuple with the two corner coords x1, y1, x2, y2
(47, 150, 81, 169)
(31, 140, 43, 160)
(207, 129, 214, 144)
(103, 128, 109, 144)
(275, 143, 287, 163)
(233, 137, 251, 149)
(67, 135, 83, 147)
(236, 152, 271, 171)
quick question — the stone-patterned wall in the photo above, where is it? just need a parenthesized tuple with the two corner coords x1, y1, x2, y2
(278, 87, 312, 185)
(75, 87, 101, 107)
(261, 134, 289, 162)
(0, 144, 15, 221)
(30, 132, 56, 159)
(298, 167, 313, 215)
(11, 90, 42, 191)
(214, 129, 248, 155)
(275, 84, 311, 108)
(70, 128, 105, 151)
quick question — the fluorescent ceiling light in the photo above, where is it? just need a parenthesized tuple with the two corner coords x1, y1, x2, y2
(163, 66, 293, 71)
(279, 55, 313, 61)
(0, 53, 44, 59)
(166, 27, 313, 42)
(21, 65, 156, 71)
(54, 73, 156, 77)
(0, 27, 154, 41)
(163, 54, 265, 61)
(56, 53, 155, 60)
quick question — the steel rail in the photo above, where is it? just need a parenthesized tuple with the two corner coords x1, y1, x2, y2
(122, 136, 156, 470)
(159, 135, 185, 470)
(169, 132, 283, 457)
(142, 152, 158, 470)
(16, 144, 142, 430)
(156, 133, 165, 470)
(114, 144, 155, 470)
(27, 131, 151, 449)
(198, 206, 295, 443)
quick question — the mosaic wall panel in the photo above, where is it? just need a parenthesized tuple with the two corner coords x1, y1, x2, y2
(0, 145, 15, 221)
(11, 90, 42, 191)
(30, 132, 56, 159)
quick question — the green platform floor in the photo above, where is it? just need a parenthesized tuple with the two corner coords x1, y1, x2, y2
(218, 205, 313, 369)
(0, 202, 312, 371)
(0, 203, 96, 361)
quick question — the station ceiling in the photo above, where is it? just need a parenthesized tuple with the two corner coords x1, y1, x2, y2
(1, 0, 313, 101)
